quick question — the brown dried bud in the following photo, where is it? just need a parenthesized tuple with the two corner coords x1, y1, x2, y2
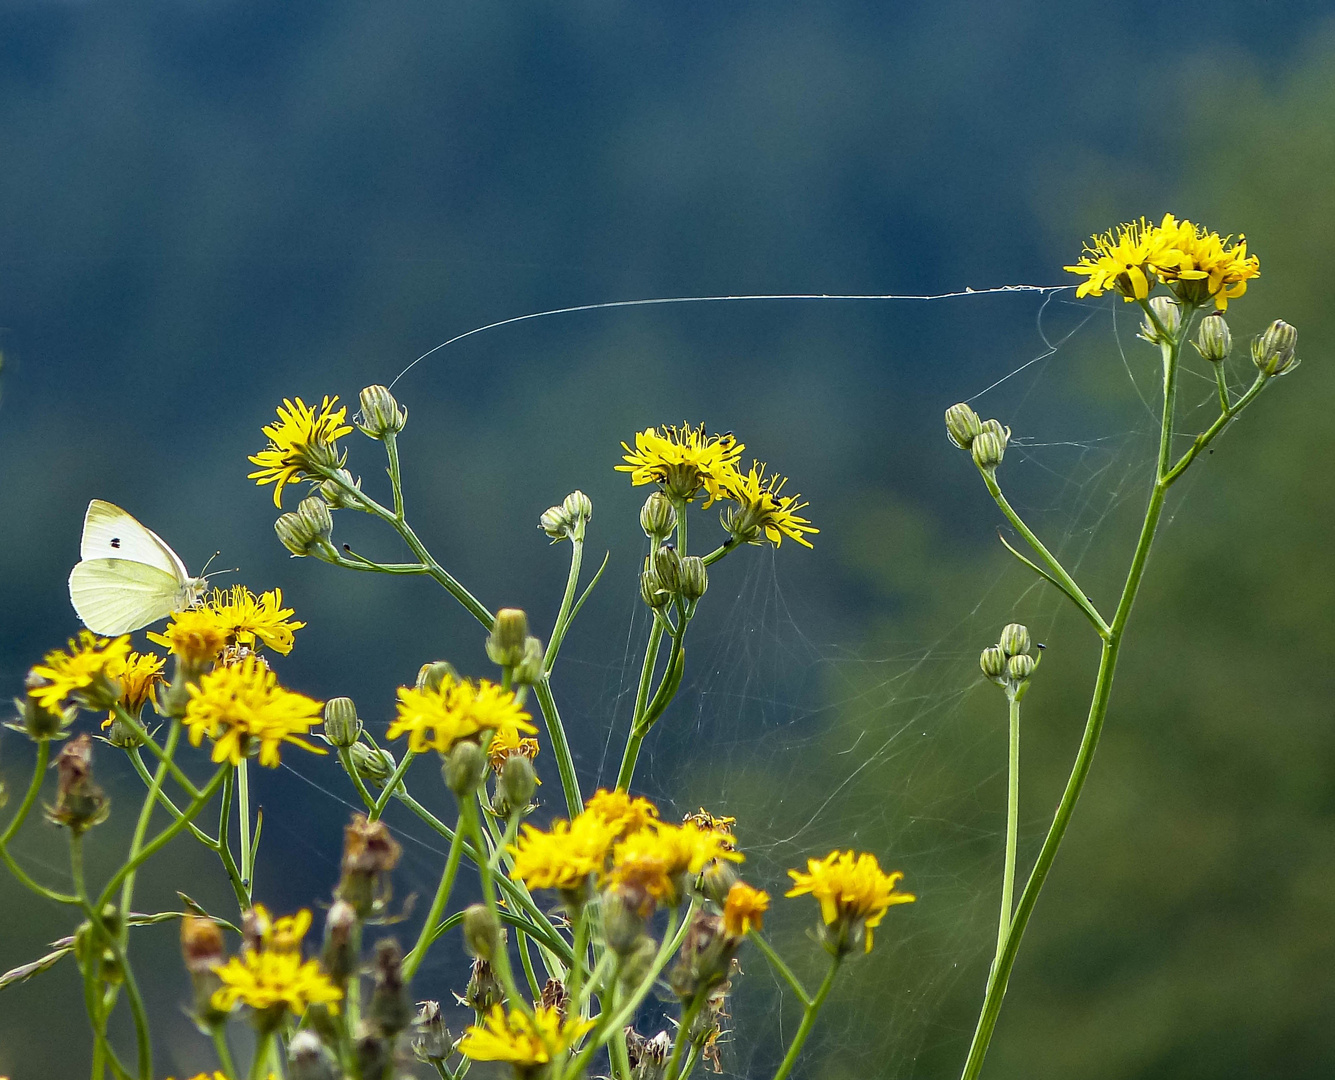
(540, 977, 570, 1022)
(47, 734, 109, 833)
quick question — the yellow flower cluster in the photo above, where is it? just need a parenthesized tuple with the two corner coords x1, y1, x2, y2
(785, 849, 916, 953)
(618, 423, 817, 549)
(211, 905, 342, 1019)
(148, 585, 305, 663)
(184, 656, 325, 767)
(27, 631, 131, 711)
(248, 395, 352, 507)
(459, 1003, 595, 1066)
(388, 673, 536, 755)
(723, 880, 770, 937)
(1064, 213, 1260, 311)
(100, 651, 166, 729)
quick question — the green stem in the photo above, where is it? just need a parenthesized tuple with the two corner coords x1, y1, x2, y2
(533, 677, 584, 816)
(996, 693, 1021, 961)
(213, 1027, 239, 1080)
(127, 749, 216, 847)
(1163, 372, 1266, 484)
(748, 931, 811, 1006)
(0, 739, 79, 904)
(248, 1031, 273, 1080)
(216, 769, 251, 912)
(616, 620, 664, 791)
(337, 746, 379, 811)
(121, 723, 181, 929)
(544, 527, 586, 674)
(110, 704, 201, 798)
(664, 991, 707, 1080)
(770, 955, 841, 1080)
(236, 760, 252, 893)
(1214, 362, 1231, 413)
(700, 537, 741, 567)
(384, 431, 406, 521)
(402, 816, 465, 980)
(370, 749, 416, 821)
(463, 799, 527, 1011)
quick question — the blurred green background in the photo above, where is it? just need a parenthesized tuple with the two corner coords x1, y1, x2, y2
(2, 3, 1333, 1077)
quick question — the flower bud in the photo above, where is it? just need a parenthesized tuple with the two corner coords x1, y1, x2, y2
(563, 489, 593, 525)
(412, 1001, 450, 1062)
(998, 623, 1031, 658)
(323, 697, 362, 749)
(416, 661, 458, 694)
(356, 384, 408, 439)
(539, 490, 592, 542)
(979, 645, 1006, 682)
(275, 499, 332, 558)
(367, 937, 412, 1038)
(287, 1030, 339, 1080)
(640, 491, 679, 539)
(679, 557, 708, 602)
(319, 468, 364, 510)
(47, 734, 109, 833)
(540, 977, 570, 1021)
(487, 609, 530, 668)
(443, 740, 487, 798)
(13, 694, 73, 741)
(356, 1031, 392, 1080)
(652, 543, 683, 594)
(181, 915, 227, 1029)
(298, 495, 333, 541)
(945, 403, 984, 450)
(640, 570, 671, 610)
(699, 858, 740, 907)
(1006, 653, 1036, 682)
(668, 911, 733, 1000)
(1138, 296, 1182, 345)
(498, 754, 537, 815)
(462, 903, 502, 961)
(103, 712, 144, 749)
(618, 936, 658, 995)
(971, 431, 1005, 471)
(462, 958, 505, 1011)
(602, 888, 649, 956)
(1252, 319, 1300, 377)
(539, 504, 571, 539)
(338, 815, 403, 918)
(512, 636, 545, 686)
(1193, 313, 1232, 362)
(322, 899, 358, 985)
(346, 742, 396, 787)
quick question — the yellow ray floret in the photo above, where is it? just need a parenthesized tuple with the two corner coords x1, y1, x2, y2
(202, 585, 306, 656)
(388, 674, 536, 755)
(785, 849, 915, 953)
(722, 462, 818, 549)
(183, 657, 325, 767)
(1151, 214, 1260, 311)
(28, 631, 132, 712)
(211, 908, 341, 1018)
(606, 821, 744, 904)
(1063, 216, 1179, 301)
(247, 395, 352, 508)
(147, 608, 230, 668)
(459, 1004, 595, 1065)
(584, 788, 660, 840)
(509, 813, 622, 892)
(101, 651, 165, 729)
(723, 881, 770, 937)
(616, 422, 744, 505)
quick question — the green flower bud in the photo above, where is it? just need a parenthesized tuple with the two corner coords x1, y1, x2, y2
(356, 384, 408, 438)
(287, 1030, 340, 1080)
(1193, 313, 1232, 362)
(998, 623, 1031, 658)
(1007, 653, 1036, 682)
(298, 496, 333, 541)
(322, 899, 358, 985)
(640, 570, 671, 610)
(603, 888, 650, 956)
(1252, 319, 1300, 377)
(563, 489, 593, 525)
(347, 743, 396, 787)
(416, 661, 458, 693)
(463, 958, 505, 1011)
(497, 754, 537, 815)
(1138, 296, 1182, 345)
(971, 431, 1005, 471)
(323, 697, 362, 749)
(539, 490, 592, 541)
(103, 712, 144, 749)
(487, 609, 530, 667)
(652, 543, 683, 594)
(319, 468, 364, 510)
(512, 636, 545, 686)
(979, 645, 1007, 682)
(640, 491, 678, 539)
(412, 1001, 450, 1063)
(699, 858, 739, 906)
(367, 937, 412, 1038)
(13, 694, 73, 741)
(679, 556, 708, 602)
(443, 741, 487, 798)
(463, 903, 502, 961)
(274, 501, 331, 558)
(945, 403, 984, 450)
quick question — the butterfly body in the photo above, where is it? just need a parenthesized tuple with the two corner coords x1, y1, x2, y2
(68, 500, 206, 634)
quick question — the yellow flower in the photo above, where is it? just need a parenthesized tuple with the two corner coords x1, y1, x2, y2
(1063, 215, 1181, 301)
(183, 657, 325, 767)
(202, 586, 306, 655)
(509, 813, 622, 892)
(1152, 214, 1260, 311)
(28, 631, 132, 712)
(459, 1004, 595, 1067)
(785, 849, 915, 953)
(585, 788, 659, 840)
(607, 821, 743, 905)
(616, 422, 744, 505)
(683, 808, 738, 850)
(247, 395, 352, 508)
(101, 651, 165, 729)
(388, 675, 536, 755)
(488, 727, 541, 774)
(723, 881, 770, 937)
(211, 907, 341, 1020)
(721, 462, 818, 549)
(147, 608, 230, 669)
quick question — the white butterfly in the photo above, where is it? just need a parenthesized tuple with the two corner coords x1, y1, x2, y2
(68, 500, 208, 635)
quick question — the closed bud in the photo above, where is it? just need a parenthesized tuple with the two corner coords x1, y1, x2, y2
(679, 556, 708, 602)
(367, 938, 412, 1038)
(563, 489, 593, 525)
(412, 1001, 450, 1062)
(971, 431, 1005, 471)
(275, 507, 329, 558)
(945, 403, 984, 450)
(462, 958, 505, 1011)
(498, 754, 537, 814)
(699, 859, 739, 907)
(287, 1030, 339, 1080)
(1138, 296, 1182, 345)
(618, 936, 658, 994)
(1252, 319, 1300, 377)
(356, 384, 408, 438)
(602, 889, 650, 956)
(322, 899, 358, 985)
(103, 712, 144, 749)
(47, 734, 109, 833)
(416, 661, 458, 693)
(539, 490, 592, 541)
(356, 1030, 392, 1080)
(998, 623, 1031, 658)
(346, 742, 396, 788)
(640, 570, 671, 610)
(652, 543, 683, 594)
(298, 496, 333, 541)
(460, 903, 501, 962)
(319, 468, 364, 510)
(979, 645, 1007, 682)
(512, 636, 545, 686)
(1007, 653, 1036, 682)
(640, 491, 678, 539)
(323, 697, 362, 748)
(668, 911, 734, 1000)
(1193, 313, 1232, 362)
(443, 740, 487, 798)
(487, 609, 530, 667)
(539, 503, 572, 539)
(14, 694, 73, 741)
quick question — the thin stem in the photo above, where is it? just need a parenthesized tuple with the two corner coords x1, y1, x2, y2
(770, 955, 841, 1080)
(110, 704, 201, 799)
(384, 431, 406, 521)
(533, 677, 584, 816)
(996, 692, 1021, 961)
(370, 749, 417, 821)
(664, 991, 707, 1080)
(1214, 362, 1231, 414)
(403, 816, 465, 980)
(0, 739, 78, 904)
(544, 527, 586, 674)
(127, 749, 216, 847)
(1164, 372, 1266, 485)
(337, 746, 379, 811)
(237, 760, 252, 892)
(616, 620, 664, 791)
(213, 1028, 239, 1080)
(463, 798, 527, 1012)
(700, 537, 741, 567)
(748, 931, 811, 1007)
(216, 769, 251, 912)
(248, 1031, 273, 1080)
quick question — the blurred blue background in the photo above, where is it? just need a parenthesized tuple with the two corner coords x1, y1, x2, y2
(2, 2, 1334, 1077)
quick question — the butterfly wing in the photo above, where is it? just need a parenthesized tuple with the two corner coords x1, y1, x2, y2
(80, 500, 188, 582)
(69, 559, 185, 635)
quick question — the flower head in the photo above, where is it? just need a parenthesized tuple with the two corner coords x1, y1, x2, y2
(1152, 214, 1260, 310)
(101, 651, 165, 730)
(509, 813, 622, 893)
(183, 657, 325, 767)
(488, 727, 541, 773)
(607, 821, 743, 906)
(683, 808, 738, 850)
(202, 586, 306, 656)
(211, 906, 341, 1025)
(459, 1004, 595, 1068)
(28, 631, 131, 712)
(1064, 216, 1179, 302)
(585, 788, 659, 840)
(786, 849, 915, 954)
(248, 396, 352, 508)
(723, 881, 770, 937)
(147, 609, 230, 670)
(388, 675, 535, 756)
(617, 422, 744, 505)
(721, 463, 818, 549)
